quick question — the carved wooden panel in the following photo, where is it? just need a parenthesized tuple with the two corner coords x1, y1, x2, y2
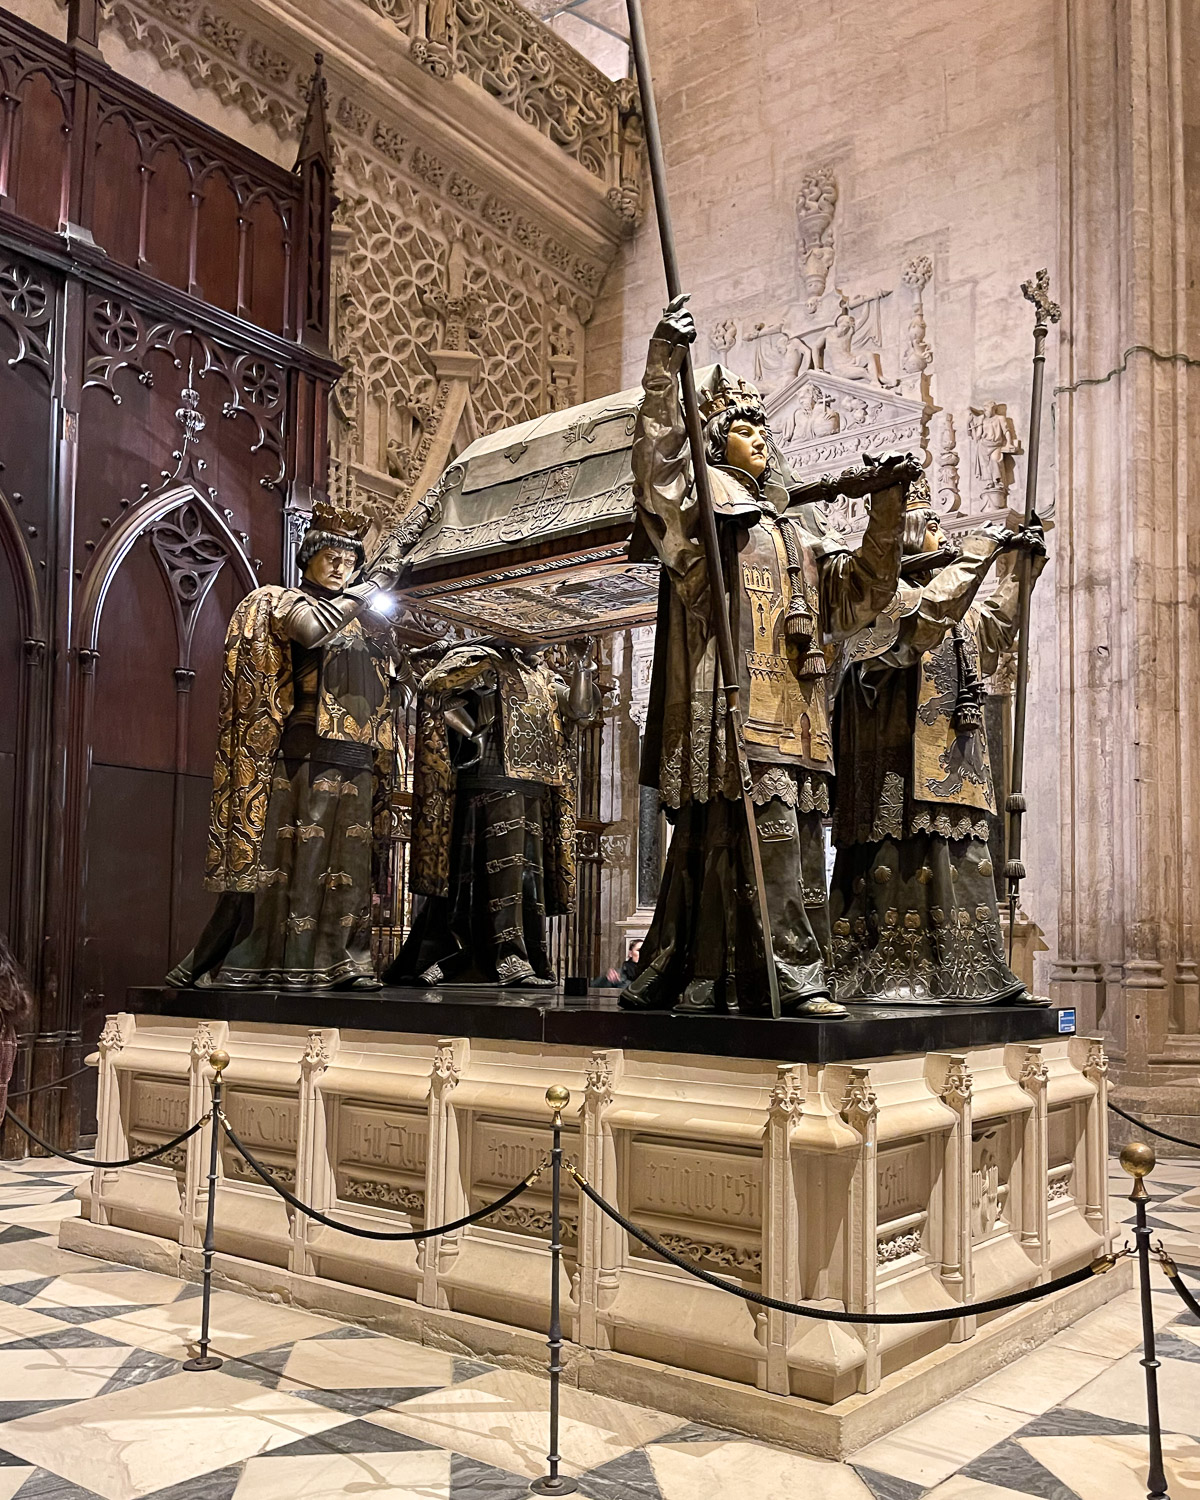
(0, 8, 336, 1149)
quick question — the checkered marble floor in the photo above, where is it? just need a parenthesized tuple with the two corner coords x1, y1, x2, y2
(0, 1155, 1194, 1498)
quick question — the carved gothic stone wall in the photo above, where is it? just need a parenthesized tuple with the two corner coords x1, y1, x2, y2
(24, 0, 639, 520)
(588, 0, 1062, 990)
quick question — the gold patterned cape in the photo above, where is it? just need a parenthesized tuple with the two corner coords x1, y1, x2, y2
(204, 586, 294, 892)
(409, 644, 578, 912)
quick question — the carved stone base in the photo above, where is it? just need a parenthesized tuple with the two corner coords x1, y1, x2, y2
(74, 1010, 1117, 1450)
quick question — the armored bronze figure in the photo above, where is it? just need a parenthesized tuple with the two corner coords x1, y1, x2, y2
(168, 501, 413, 991)
(621, 299, 919, 1018)
(829, 481, 1047, 1004)
(388, 640, 599, 988)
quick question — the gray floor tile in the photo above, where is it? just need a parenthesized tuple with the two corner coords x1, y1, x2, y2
(961, 1435, 1084, 1499)
(449, 1452, 533, 1498)
(263, 1418, 437, 1459)
(850, 1469, 924, 1500)
(577, 1448, 663, 1499)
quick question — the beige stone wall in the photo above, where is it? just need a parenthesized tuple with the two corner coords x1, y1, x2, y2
(587, 0, 1063, 989)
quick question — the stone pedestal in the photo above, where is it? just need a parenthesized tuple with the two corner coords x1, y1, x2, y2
(67, 993, 1121, 1456)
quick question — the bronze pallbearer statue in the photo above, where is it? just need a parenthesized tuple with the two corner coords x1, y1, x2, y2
(829, 479, 1048, 1004)
(168, 501, 415, 991)
(387, 640, 600, 988)
(620, 298, 920, 1018)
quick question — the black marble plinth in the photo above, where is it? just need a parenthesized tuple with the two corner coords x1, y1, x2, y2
(128, 984, 1075, 1064)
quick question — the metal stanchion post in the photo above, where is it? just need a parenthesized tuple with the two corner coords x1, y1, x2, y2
(184, 1048, 228, 1373)
(531, 1085, 577, 1496)
(1121, 1141, 1169, 1499)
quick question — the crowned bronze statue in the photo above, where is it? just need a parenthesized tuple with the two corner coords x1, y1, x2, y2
(168, 500, 417, 992)
(387, 639, 600, 988)
(828, 480, 1047, 1004)
(620, 297, 920, 1018)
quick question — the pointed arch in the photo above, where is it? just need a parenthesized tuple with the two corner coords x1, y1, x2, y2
(0, 489, 41, 643)
(75, 478, 257, 658)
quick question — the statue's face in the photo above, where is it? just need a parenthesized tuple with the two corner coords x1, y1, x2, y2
(724, 419, 769, 479)
(922, 516, 948, 552)
(305, 545, 357, 590)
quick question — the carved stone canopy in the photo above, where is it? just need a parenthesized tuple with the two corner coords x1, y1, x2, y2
(764, 369, 928, 487)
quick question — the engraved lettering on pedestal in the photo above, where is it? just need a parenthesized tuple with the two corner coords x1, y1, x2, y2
(627, 1139, 763, 1279)
(335, 1104, 429, 1212)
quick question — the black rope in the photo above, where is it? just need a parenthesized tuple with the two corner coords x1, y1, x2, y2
(571, 1167, 1116, 1325)
(4, 1108, 211, 1169)
(1109, 1101, 1200, 1152)
(220, 1113, 545, 1242)
(6, 1065, 94, 1102)
(1161, 1259, 1200, 1321)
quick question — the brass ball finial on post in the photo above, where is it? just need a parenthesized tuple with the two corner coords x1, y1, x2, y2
(531, 1084, 577, 1495)
(209, 1049, 230, 1077)
(1121, 1139, 1169, 1499)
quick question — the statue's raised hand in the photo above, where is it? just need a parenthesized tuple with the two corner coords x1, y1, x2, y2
(654, 292, 697, 348)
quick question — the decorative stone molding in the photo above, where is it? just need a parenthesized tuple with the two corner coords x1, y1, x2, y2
(877, 1228, 921, 1265)
(302, 1029, 330, 1071)
(98, 1016, 125, 1053)
(190, 1020, 216, 1062)
(940, 1056, 973, 1106)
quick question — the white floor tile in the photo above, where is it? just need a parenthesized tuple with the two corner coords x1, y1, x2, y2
(232, 1448, 453, 1499)
(1020, 1430, 1200, 1500)
(0, 1369, 349, 1500)
(967, 1342, 1113, 1415)
(648, 1439, 873, 1499)
(280, 1334, 455, 1393)
(367, 1367, 683, 1480)
(1067, 1349, 1200, 1438)
(850, 1396, 1028, 1488)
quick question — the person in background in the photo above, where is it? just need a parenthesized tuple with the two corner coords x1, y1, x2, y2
(0, 936, 32, 1120)
(596, 938, 643, 988)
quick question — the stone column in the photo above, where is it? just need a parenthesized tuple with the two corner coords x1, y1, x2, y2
(762, 1065, 803, 1395)
(425, 1037, 468, 1306)
(578, 1049, 621, 1348)
(1053, 0, 1200, 1113)
(292, 1028, 337, 1277)
(929, 1053, 975, 1341)
(90, 1015, 126, 1227)
(1011, 1044, 1050, 1282)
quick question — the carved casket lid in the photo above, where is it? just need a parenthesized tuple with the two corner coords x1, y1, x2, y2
(398, 366, 783, 642)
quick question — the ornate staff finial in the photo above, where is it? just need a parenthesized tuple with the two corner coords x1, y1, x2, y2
(1021, 268, 1061, 327)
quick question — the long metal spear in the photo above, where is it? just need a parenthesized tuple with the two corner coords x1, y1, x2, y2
(1005, 269, 1060, 960)
(625, 0, 782, 1017)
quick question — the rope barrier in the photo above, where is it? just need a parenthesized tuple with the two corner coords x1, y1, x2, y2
(1159, 1252, 1200, 1321)
(568, 1162, 1121, 1325)
(3, 1108, 211, 1169)
(6, 1065, 94, 1102)
(219, 1112, 546, 1243)
(1108, 1101, 1200, 1153)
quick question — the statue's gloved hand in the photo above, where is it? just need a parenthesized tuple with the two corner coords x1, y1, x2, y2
(979, 522, 1016, 550)
(653, 292, 697, 348)
(1011, 516, 1047, 558)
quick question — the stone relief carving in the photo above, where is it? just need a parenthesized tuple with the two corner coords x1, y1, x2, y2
(901, 255, 933, 384)
(654, 1232, 762, 1277)
(877, 1228, 923, 1265)
(343, 1177, 425, 1214)
(970, 1127, 1006, 1240)
(934, 411, 962, 513)
(795, 166, 837, 313)
(1047, 1176, 1073, 1204)
(968, 401, 1019, 508)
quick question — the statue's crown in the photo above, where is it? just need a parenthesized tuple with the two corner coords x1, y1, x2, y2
(905, 472, 933, 512)
(310, 498, 371, 541)
(699, 371, 765, 424)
